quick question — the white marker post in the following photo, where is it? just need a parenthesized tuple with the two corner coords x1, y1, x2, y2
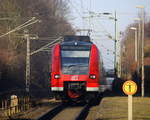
(123, 80, 137, 120)
(128, 95, 132, 120)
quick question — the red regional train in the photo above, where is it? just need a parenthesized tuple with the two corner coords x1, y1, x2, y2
(50, 36, 107, 102)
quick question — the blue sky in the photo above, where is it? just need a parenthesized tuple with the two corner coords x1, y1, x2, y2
(68, 0, 150, 69)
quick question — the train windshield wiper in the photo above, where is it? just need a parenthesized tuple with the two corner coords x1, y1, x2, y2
(67, 64, 77, 68)
(65, 64, 87, 68)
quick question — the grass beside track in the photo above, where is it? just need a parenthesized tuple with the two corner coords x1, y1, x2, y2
(87, 97, 150, 120)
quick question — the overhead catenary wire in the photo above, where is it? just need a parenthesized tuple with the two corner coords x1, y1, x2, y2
(104, 59, 114, 64)
(41, 41, 61, 52)
(30, 37, 62, 56)
(93, 39, 114, 53)
(95, 18, 113, 38)
(0, 17, 39, 39)
(68, 0, 83, 18)
(104, 64, 114, 69)
(68, 0, 94, 35)
(80, 0, 85, 29)
(88, 0, 92, 30)
(100, 44, 114, 53)
(83, 14, 113, 39)
(103, 58, 114, 63)
(65, 1, 116, 69)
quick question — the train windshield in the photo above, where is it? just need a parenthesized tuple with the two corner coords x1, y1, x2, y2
(61, 50, 90, 75)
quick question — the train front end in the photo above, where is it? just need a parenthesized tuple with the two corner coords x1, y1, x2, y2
(51, 36, 100, 102)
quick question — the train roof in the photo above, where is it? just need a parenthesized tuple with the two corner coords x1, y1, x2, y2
(63, 35, 92, 42)
(61, 36, 92, 50)
(61, 40, 92, 46)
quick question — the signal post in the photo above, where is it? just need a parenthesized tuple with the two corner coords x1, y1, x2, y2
(122, 80, 137, 120)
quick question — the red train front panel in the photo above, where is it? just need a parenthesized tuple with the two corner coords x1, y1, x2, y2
(51, 40, 105, 100)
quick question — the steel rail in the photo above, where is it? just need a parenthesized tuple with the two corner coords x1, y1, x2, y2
(75, 103, 91, 120)
(37, 103, 67, 120)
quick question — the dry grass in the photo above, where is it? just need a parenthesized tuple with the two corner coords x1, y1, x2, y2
(87, 97, 150, 120)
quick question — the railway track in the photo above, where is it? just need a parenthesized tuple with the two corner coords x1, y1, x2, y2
(37, 102, 93, 120)
(52, 103, 91, 120)
(75, 103, 91, 120)
(37, 103, 68, 120)
(37, 97, 103, 120)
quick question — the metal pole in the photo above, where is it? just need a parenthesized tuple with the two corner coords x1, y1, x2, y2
(137, 21, 141, 74)
(114, 11, 117, 77)
(119, 48, 122, 78)
(135, 29, 138, 62)
(141, 8, 145, 97)
(117, 34, 121, 78)
(136, 5, 145, 97)
(24, 30, 30, 93)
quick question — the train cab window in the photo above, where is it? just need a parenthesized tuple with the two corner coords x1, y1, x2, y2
(61, 50, 90, 75)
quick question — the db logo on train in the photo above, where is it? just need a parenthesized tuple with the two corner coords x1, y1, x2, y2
(122, 80, 137, 95)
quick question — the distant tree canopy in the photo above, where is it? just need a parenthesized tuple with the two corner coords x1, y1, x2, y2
(0, 0, 75, 50)
(0, 0, 75, 94)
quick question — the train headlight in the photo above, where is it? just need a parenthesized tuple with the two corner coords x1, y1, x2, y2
(89, 75, 96, 79)
(54, 74, 60, 79)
